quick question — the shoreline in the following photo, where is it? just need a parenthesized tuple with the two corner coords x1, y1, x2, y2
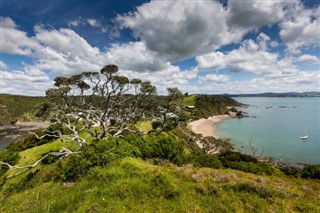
(189, 114, 232, 139)
(0, 121, 50, 131)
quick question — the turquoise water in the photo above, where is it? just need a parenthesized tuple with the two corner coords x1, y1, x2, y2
(216, 97, 320, 165)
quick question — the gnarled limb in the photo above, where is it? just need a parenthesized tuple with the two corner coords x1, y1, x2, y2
(0, 147, 80, 178)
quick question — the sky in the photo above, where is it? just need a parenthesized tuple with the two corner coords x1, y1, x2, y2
(0, 0, 319, 96)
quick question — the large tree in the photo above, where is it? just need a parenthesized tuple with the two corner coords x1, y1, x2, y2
(1, 64, 184, 177)
(45, 64, 181, 147)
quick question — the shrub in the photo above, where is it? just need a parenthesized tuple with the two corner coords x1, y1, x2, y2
(141, 134, 184, 163)
(301, 164, 320, 179)
(83, 138, 142, 168)
(193, 154, 223, 169)
(218, 151, 274, 175)
(0, 149, 20, 177)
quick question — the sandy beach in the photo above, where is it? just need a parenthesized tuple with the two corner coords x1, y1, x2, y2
(0, 121, 50, 131)
(189, 114, 231, 139)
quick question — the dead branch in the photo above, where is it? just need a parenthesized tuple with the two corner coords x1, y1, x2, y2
(0, 147, 80, 178)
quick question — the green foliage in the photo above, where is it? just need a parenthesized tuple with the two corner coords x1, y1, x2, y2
(56, 154, 88, 182)
(128, 133, 184, 163)
(150, 173, 180, 199)
(301, 164, 320, 179)
(278, 165, 302, 177)
(219, 151, 275, 175)
(35, 102, 51, 118)
(1, 157, 320, 212)
(194, 95, 240, 119)
(0, 94, 45, 124)
(193, 154, 223, 169)
(229, 182, 276, 199)
(0, 149, 20, 177)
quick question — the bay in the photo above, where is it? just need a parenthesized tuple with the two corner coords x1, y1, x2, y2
(216, 97, 320, 165)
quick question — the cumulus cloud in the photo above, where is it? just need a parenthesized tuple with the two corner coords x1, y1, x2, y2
(198, 74, 230, 84)
(108, 42, 168, 72)
(0, 17, 16, 28)
(2, 0, 319, 96)
(0, 68, 52, 95)
(279, 3, 320, 53)
(188, 70, 320, 95)
(226, 0, 287, 29)
(0, 17, 40, 55)
(1, 17, 198, 95)
(116, 0, 243, 61)
(116, 0, 298, 62)
(196, 34, 297, 75)
(295, 54, 319, 62)
(32, 26, 106, 74)
(120, 66, 198, 94)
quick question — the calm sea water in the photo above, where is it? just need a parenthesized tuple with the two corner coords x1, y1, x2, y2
(216, 97, 320, 165)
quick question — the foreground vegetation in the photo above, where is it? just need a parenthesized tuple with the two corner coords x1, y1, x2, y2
(1, 126, 320, 212)
(1, 65, 319, 212)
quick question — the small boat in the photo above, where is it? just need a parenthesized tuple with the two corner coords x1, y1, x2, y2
(300, 135, 309, 139)
(300, 127, 309, 140)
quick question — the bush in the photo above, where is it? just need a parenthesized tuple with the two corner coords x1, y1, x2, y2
(218, 151, 274, 175)
(85, 138, 141, 166)
(56, 154, 89, 181)
(0, 149, 20, 177)
(301, 164, 320, 179)
(139, 134, 184, 163)
(193, 154, 223, 169)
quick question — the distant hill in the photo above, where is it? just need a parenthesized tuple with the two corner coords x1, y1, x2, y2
(225, 92, 320, 98)
(0, 94, 46, 124)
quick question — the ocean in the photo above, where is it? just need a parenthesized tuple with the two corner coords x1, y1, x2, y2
(216, 97, 320, 165)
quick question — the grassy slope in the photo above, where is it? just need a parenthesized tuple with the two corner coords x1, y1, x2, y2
(1, 157, 319, 212)
(0, 94, 46, 124)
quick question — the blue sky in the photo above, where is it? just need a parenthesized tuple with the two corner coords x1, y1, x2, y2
(0, 0, 319, 95)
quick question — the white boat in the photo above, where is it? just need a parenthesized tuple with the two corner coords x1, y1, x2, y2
(300, 127, 309, 140)
(300, 135, 309, 139)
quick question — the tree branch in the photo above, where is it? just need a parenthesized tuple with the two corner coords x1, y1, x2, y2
(1, 147, 80, 178)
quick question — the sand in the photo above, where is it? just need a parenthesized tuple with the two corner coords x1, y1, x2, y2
(189, 115, 231, 139)
(0, 121, 50, 131)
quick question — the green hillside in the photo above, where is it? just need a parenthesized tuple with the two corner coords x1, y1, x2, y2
(0, 94, 46, 124)
(0, 94, 319, 212)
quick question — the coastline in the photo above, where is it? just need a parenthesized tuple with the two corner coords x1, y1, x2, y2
(189, 114, 232, 139)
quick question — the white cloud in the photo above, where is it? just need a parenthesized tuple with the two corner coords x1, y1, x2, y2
(116, 0, 299, 62)
(198, 74, 230, 84)
(296, 54, 319, 62)
(0, 17, 16, 28)
(0, 17, 40, 55)
(116, 0, 243, 61)
(33, 26, 105, 74)
(196, 35, 297, 75)
(67, 17, 107, 32)
(0, 68, 52, 96)
(226, 0, 288, 29)
(108, 42, 168, 72)
(120, 66, 198, 94)
(0, 61, 8, 69)
(68, 20, 80, 27)
(279, 3, 320, 53)
(188, 70, 320, 95)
